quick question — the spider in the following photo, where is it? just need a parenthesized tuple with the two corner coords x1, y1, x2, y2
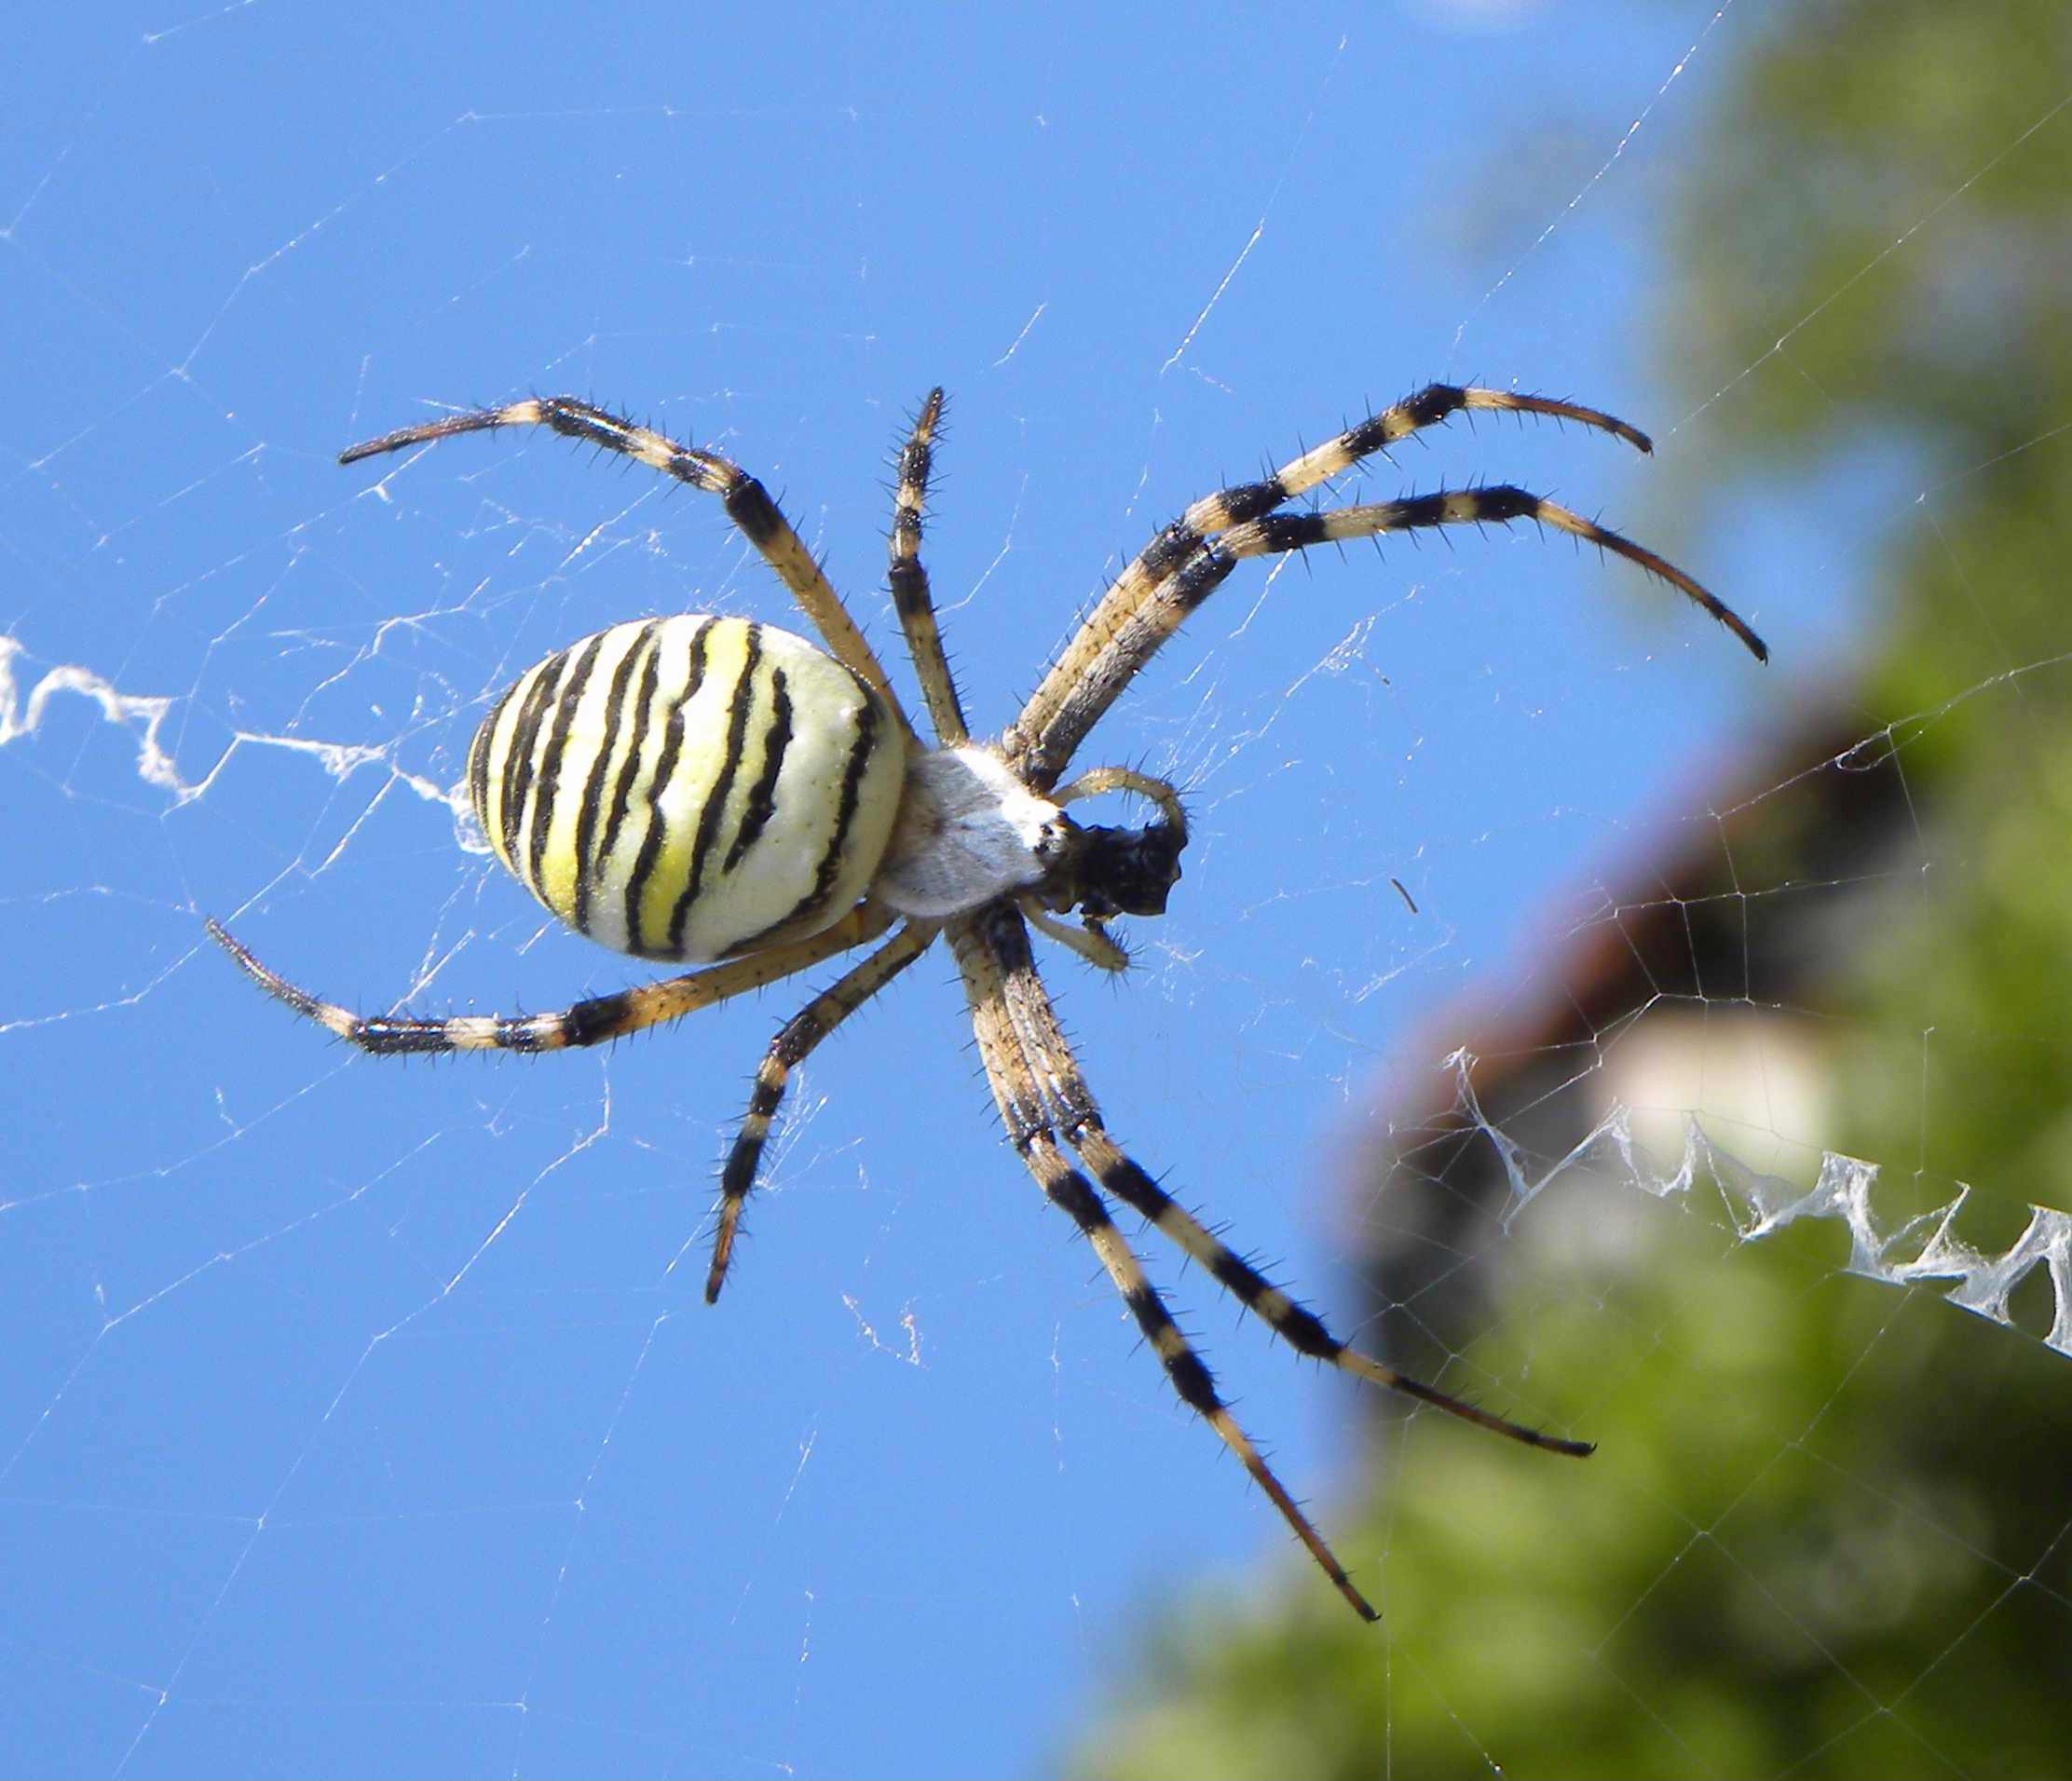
(209, 383, 1765, 1621)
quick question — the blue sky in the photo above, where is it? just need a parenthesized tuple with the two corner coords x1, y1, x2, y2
(0, 5, 1887, 1774)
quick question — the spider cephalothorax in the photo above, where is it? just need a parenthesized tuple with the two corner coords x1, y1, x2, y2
(210, 382, 1762, 1620)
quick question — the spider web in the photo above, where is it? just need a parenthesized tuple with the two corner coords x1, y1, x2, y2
(5, 5, 2069, 1776)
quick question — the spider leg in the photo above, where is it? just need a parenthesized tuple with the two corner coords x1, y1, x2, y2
(339, 398, 910, 731)
(205, 903, 895, 1056)
(707, 918, 940, 1302)
(1051, 764, 1189, 839)
(950, 904, 1380, 1623)
(886, 388, 968, 746)
(1017, 898, 1129, 972)
(1220, 489, 1763, 655)
(1020, 483, 1766, 787)
(1007, 384, 1669, 784)
(988, 918, 1593, 1457)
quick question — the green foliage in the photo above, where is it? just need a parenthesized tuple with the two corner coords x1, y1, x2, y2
(1081, 1212, 2072, 1778)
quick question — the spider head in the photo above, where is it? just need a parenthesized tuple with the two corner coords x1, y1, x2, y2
(1052, 813, 1186, 919)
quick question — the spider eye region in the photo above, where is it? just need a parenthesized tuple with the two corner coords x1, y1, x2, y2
(1058, 815, 1186, 919)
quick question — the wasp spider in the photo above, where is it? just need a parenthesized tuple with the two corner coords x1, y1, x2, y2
(209, 384, 1765, 1621)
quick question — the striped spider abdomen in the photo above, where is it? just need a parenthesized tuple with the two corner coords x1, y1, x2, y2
(469, 615, 906, 962)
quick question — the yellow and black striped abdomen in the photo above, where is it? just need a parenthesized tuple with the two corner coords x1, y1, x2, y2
(469, 617, 906, 961)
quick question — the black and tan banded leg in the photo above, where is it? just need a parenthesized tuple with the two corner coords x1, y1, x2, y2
(988, 916, 1592, 1458)
(1005, 385, 1672, 786)
(339, 398, 911, 732)
(886, 388, 968, 747)
(1021, 483, 1767, 791)
(205, 902, 897, 1056)
(949, 905, 1380, 1623)
(707, 918, 941, 1302)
